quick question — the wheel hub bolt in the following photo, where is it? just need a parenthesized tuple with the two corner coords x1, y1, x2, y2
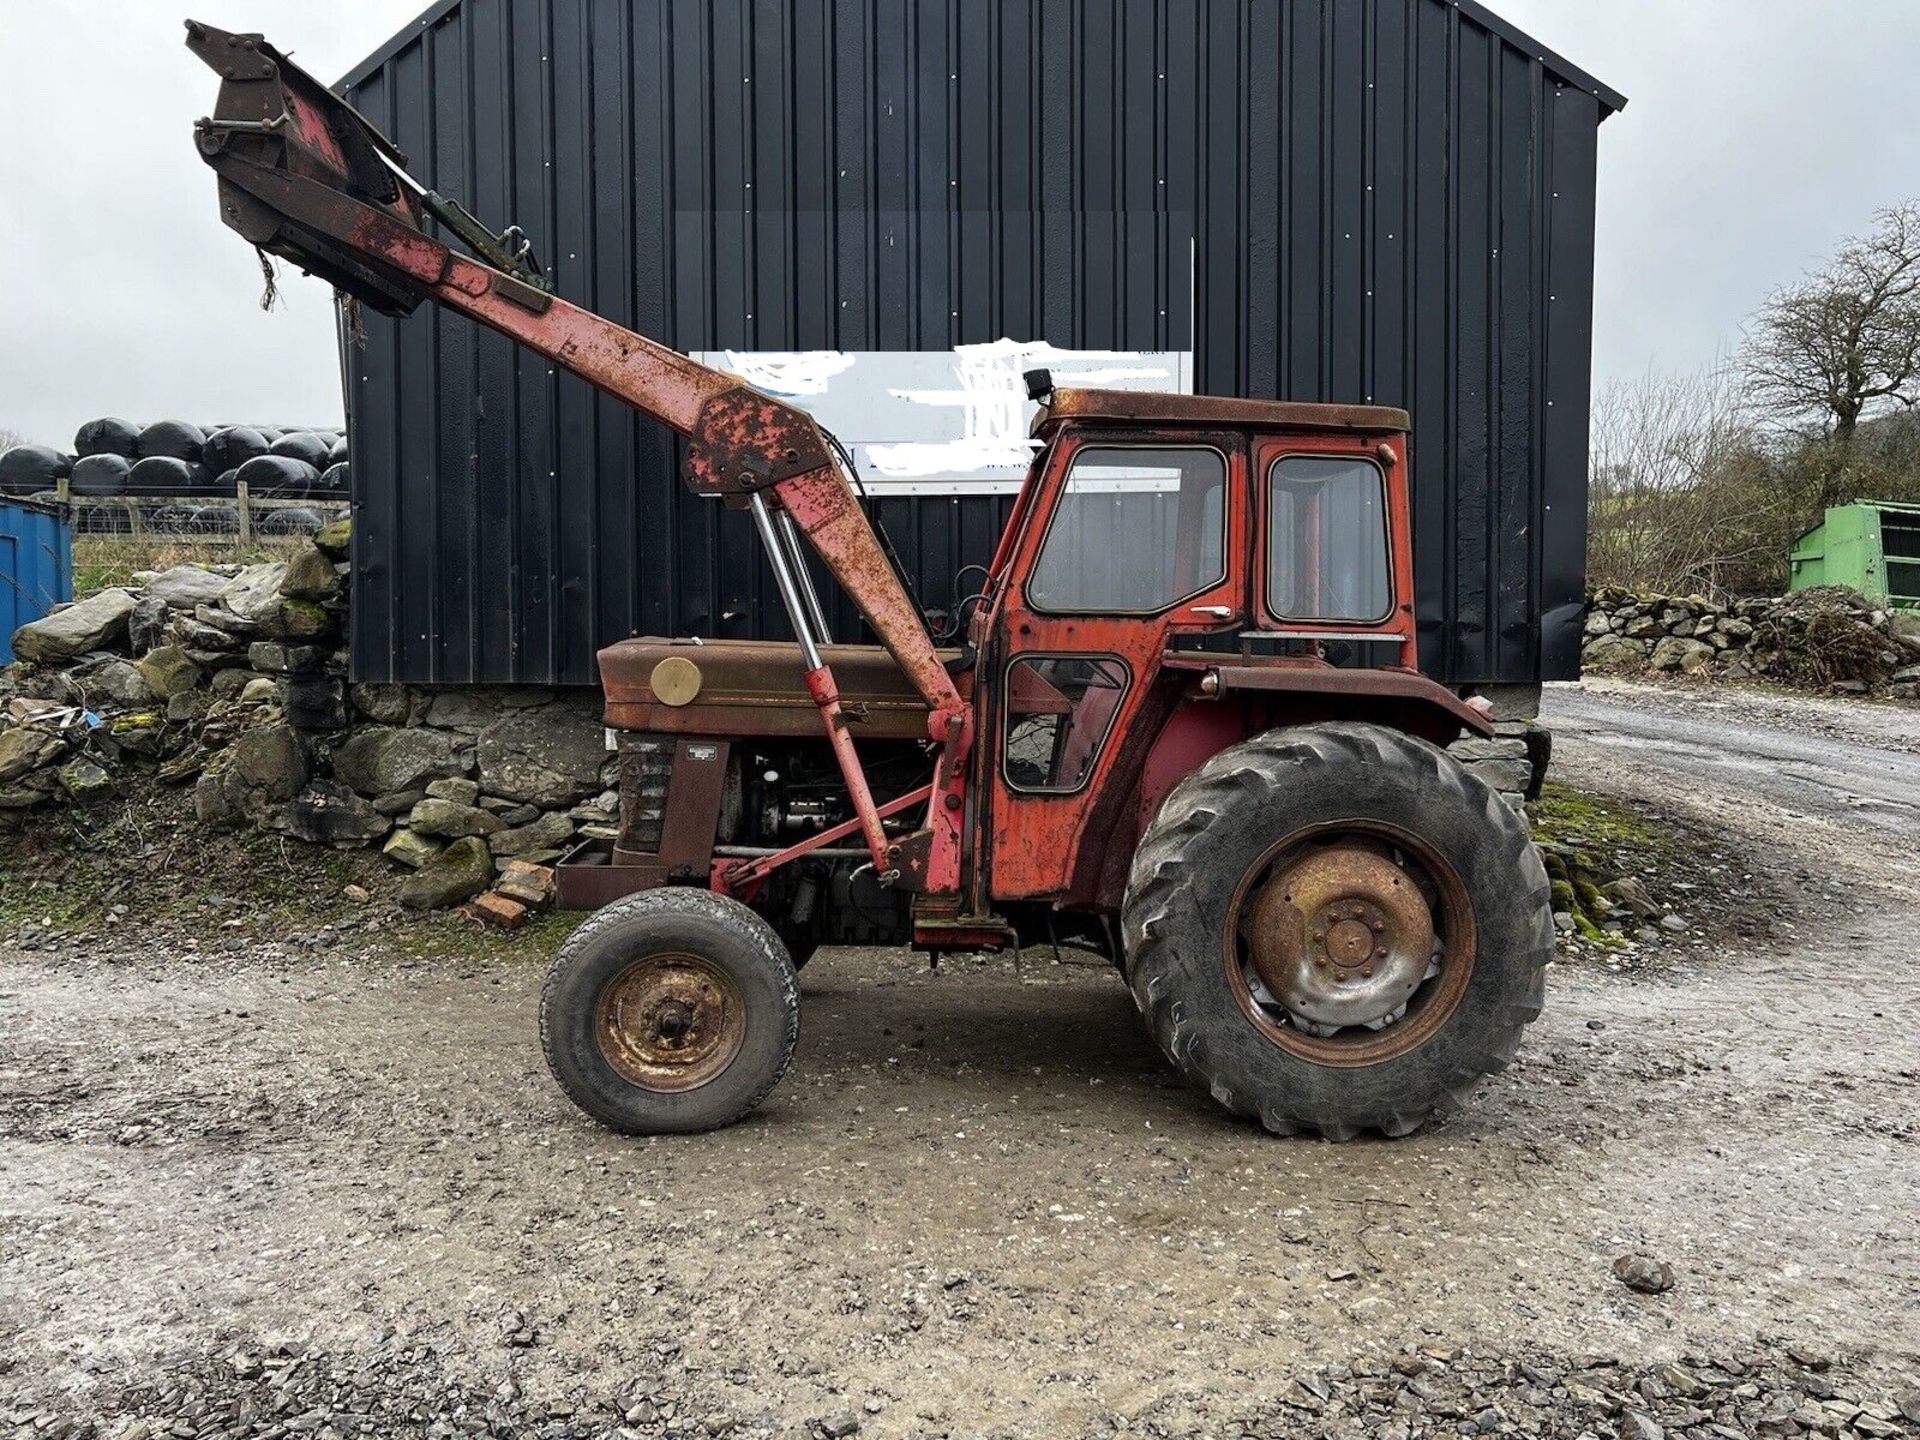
(658, 1002, 693, 1041)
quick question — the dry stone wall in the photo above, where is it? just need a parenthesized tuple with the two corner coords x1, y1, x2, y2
(1583, 585, 1920, 697)
(2, 521, 616, 909)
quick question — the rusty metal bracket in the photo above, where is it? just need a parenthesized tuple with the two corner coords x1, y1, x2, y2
(416, 189, 550, 292)
(685, 387, 836, 495)
(183, 21, 278, 81)
(491, 271, 553, 315)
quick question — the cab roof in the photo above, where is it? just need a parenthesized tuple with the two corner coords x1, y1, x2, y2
(1036, 387, 1411, 437)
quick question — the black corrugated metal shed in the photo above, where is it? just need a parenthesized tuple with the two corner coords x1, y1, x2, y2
(336, 0, 1623, 688)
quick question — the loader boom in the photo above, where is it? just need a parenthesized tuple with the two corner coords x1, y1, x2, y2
(185, 20, 969, 891)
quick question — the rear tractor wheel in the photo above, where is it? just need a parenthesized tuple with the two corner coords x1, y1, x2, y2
(1121, 722, 1551, 1140)
(540, 889, 800, 1134)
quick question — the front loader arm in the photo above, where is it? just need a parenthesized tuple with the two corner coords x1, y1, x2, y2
(186, 21, 969, 891)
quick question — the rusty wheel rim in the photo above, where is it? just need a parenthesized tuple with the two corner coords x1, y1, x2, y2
(595, 952, 746, 1092)
(1223, 822, 1476, 1067)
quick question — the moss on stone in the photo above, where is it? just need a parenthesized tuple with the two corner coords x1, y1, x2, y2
(1532, 781, 1670, 855)
(1572, 875, 1610, 917)
(1533, 782, 1681, 955)
(314, 515, 351, 558)
(1573, 911, 1620, 946)
(272, 598, 334, 640)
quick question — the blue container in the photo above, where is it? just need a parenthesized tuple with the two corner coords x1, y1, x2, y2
(0, 498, 74, 664)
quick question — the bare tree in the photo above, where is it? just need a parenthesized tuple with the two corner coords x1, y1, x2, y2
(1587, 366, 1785, 595)
(1743, 201, 1920, 445)
(1595, 207, 1920, 597)
(0, 426, 27, 452)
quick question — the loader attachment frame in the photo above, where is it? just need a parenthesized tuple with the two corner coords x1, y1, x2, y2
(185, 20, 970, 894)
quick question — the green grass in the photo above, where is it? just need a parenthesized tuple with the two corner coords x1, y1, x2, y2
(71, 536, 309, 597)
(390, 908, 582, 965)
(0, 784, 582, 962)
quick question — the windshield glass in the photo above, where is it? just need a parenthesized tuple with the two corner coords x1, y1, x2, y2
(1027, 446, 1227, 613)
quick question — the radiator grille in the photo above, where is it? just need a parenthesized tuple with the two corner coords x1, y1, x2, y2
(617, 737, 674, 853)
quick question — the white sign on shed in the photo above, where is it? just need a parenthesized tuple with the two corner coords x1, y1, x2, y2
(694, 340, 1193, 495)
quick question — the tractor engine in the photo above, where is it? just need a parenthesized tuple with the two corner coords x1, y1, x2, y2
(614, 732, 926, 950)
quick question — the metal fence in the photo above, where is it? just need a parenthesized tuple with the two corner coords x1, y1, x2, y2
(48, 480, 348, 545)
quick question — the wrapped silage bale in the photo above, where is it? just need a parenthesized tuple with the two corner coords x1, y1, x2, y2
(3, 418, 347, 504)
(0, 445, 74, 495)
(137, 420, 206, 462)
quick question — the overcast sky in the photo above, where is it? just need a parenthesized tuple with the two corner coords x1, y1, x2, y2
(4, 1, 1919, 449)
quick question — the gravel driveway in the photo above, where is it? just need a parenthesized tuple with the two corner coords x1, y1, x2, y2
(3, 679, 1917, 1437)
(1546, 677, 1920, 843)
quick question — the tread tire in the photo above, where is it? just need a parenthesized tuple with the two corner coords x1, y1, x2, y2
(771, 921, 817, 973)
(540, 889, 800, 1134)
(1121, 722, 1551, 1141)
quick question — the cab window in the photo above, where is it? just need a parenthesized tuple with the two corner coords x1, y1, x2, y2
(1267, 456, 1391, 622)
(1027, 446, 1226, 614)
(1002, 655, 1131, 793)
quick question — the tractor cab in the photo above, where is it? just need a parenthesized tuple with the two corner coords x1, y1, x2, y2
(947, 380, 1487, 924)
(1002, 380, 1418, 667)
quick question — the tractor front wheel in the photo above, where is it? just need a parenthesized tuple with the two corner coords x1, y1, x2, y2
(1121, 722, 1551, 1141)
(540, 889, 800, 1134)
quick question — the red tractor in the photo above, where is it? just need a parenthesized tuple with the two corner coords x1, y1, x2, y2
(189, 23, 1551, 1141)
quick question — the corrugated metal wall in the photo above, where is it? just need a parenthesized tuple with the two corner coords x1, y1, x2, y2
(338, 0, 1620, 687)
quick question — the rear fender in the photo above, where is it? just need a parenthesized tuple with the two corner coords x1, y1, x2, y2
(1074, 667, 1493, 910)
(1157, 657, 1492, 745)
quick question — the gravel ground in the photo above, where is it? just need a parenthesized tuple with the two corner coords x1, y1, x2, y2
(3, 680, 1919, 1438)
(1547, 678, 1920, 847)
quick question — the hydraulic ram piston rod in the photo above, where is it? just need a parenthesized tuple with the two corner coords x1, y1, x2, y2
(749, 494, 892, 873)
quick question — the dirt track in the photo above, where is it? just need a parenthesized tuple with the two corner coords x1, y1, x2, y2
(1547, 677, 1920, 846)
(3, 679, 1918, 1436)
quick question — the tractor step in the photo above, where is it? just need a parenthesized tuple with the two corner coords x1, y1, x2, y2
(911, 914, 1019, 953)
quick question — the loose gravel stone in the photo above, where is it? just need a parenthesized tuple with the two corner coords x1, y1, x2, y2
(1614, 1254, 1677, 1294)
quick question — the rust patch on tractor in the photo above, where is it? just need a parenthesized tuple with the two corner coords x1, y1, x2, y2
(1245, 845, 1435, 1014)
(685, 387, 835, 494)
(1224, 823, 1479, 1069)
(595, 952, 747, 1092)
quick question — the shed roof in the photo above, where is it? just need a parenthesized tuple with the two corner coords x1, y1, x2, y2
(1451, 0, 1627, 114)
(336, 0, 1626, 115)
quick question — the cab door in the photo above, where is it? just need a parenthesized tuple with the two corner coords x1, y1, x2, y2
(981, 433, 1247, 900)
